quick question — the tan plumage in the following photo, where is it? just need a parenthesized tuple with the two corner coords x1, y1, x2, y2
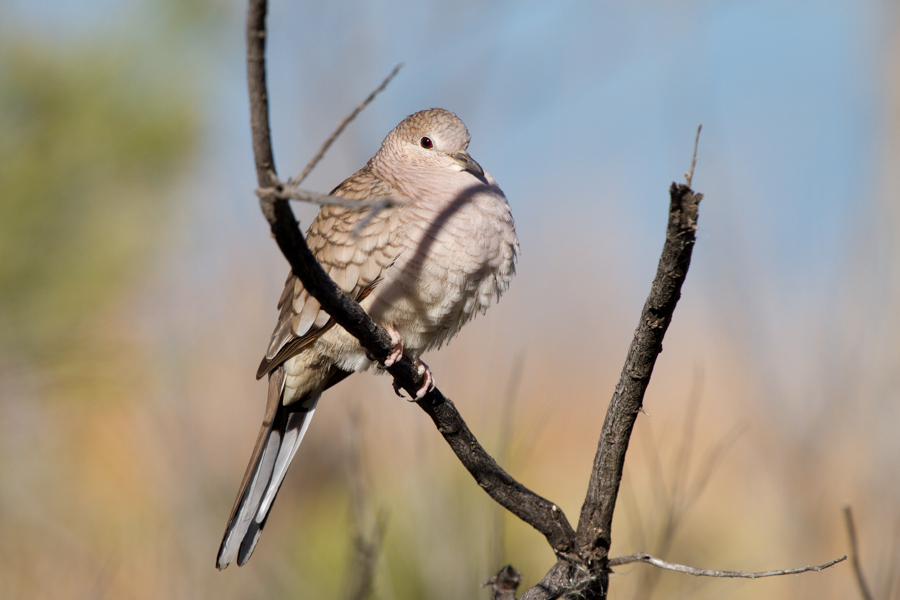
(217, 108, 518, 569)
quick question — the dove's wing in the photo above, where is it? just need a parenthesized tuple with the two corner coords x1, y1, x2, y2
(218, 169, 408, 570)
(256, 168, 407, 380)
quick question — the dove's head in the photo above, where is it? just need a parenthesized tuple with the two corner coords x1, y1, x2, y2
(377, 108, 485, 179)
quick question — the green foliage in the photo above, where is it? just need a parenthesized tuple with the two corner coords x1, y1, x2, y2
(0, 40, 199, 359)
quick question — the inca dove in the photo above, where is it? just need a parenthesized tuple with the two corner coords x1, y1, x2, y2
(217, 108, 518, 569)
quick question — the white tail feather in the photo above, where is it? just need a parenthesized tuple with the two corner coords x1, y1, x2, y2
(216, 398, 319, 569)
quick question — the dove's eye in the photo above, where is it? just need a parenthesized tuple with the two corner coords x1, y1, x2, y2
(420, 137, 433, 149)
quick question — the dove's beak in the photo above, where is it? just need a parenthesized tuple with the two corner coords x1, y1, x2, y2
(451, 151, 485, 177)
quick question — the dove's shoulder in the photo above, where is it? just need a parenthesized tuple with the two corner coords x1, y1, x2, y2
(328, 164, 395, 201)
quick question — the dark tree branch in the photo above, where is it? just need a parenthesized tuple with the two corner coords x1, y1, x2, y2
(844, 504, 875, 600)
(244, 0, 575, 556)
(575, 183, 702, 566)
(608, 553, 847, 579)
(518, 181, 703, 600)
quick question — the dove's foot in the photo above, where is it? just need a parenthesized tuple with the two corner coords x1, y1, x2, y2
(412, 358, 434, 400)
(391, 357, 435, 401)
(382, 325, 403, 368)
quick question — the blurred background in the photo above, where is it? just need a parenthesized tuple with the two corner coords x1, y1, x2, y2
(1, 0, 898, 598)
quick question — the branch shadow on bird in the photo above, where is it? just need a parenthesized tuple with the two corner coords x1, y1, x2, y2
(371, 181, 510, 351)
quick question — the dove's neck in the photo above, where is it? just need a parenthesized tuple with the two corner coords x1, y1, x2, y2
(371, 154, 492, 210)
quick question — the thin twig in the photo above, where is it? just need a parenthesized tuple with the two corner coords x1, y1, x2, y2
(289, 63, 404, 187)
(255, 185, 403, 234)
(685, 125, 702, 188)
(844, 504, 875, 600)
(608, 553, 847, 579)
(256, 185, 402, 210)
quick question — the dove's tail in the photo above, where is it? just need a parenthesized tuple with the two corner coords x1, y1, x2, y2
(216, 367, 319, 570)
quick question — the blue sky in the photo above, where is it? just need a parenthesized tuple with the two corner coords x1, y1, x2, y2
(5, 0, 895, 405)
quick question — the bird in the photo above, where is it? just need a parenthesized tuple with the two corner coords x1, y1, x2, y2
(216, 108, 518, 569)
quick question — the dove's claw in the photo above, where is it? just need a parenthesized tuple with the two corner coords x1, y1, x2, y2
(390, 358, 434, 400)
(412, 358, 434, 401)
(382, 325, 403, 368)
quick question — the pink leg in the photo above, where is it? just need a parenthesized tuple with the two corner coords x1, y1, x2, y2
(382, 324, 403, 368)
(412, 358, 435, 400)
(390, 357, 436, 401)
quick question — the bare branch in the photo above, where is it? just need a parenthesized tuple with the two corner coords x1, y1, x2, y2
(247, 0, 399, 368)
(608, 553, 847, 579)
(518, 178, 704, 600)
(520, 561, 592, 600)
(289, 63, 404, 187)
(575, 183, 702, 567)
(844, 504, 875, 600)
